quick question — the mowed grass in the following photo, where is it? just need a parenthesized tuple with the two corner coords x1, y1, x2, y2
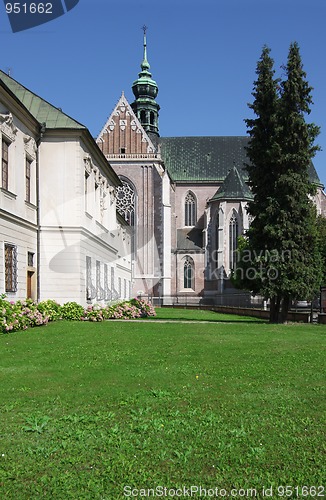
(0, 311, 325, 499)
(152, 307, 265, 322)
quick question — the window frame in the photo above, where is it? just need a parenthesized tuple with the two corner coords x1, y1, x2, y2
(229, 210, 239, 271)
(5, 243, 17, 293)
(184, 191, 197, 227)
(25, 156, 32, 203)
(2, 138, 9, 191)
(183, 256, 195, 290)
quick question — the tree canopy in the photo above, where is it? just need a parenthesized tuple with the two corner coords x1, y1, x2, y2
(233, 42, 322, 323)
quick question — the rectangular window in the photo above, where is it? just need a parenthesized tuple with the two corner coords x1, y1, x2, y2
(2, 139, 9, 190)
(25, 158, 31, 202)
(104, 264, 108, 291)
(96, 260, 101, 296)
(27, 251, 34, 267)
(111, 267, 115, 292)
(86, 255, 93, 300)
(5, 243, 17, 292)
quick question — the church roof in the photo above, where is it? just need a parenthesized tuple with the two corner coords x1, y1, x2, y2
(160, 135, 322, 186)
(0, 70, 86, 130)
(160, 136, 249, 183)
(210, 165, 253, 202)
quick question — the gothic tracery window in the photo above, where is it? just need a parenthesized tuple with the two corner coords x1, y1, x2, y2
(183, 256, 194, 289)
(184, 192, 196, 226)
(229, 210, 239, 270)
(116, 179, 135, 226)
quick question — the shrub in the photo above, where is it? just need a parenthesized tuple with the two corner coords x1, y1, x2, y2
(61, 302, 85, 321)
(0, 297, 49, 333)
(0, 295, 156, 334)
(37, 300, 62, 321)
(130, 298, 156, 317)
(82, 304, 110, 322)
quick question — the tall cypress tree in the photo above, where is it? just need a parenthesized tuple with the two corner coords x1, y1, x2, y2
(274, 42, 321, 321)
(235, 43, 322, 322)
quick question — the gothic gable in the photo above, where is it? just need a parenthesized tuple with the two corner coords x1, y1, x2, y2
(96, 93, 156, 157)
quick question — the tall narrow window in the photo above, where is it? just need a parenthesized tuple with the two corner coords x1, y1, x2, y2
(215, 212, 220, 252)
(25, 158, 31, 202)
(5, 244, 17, 292)
(86, 256, 95, 300)
(183, 256, 194, 289)
(2, 139, 9, 190)
(96, 260, 101, 295)
(229, 210, 239, 270)
(111, 267, 115, 293)
(84, 172, 89, 211)
(140, 110, 146, 123)
(184, 192, 196, 226)
(214, 212, 220, 269)
(104, 263, 109, 297)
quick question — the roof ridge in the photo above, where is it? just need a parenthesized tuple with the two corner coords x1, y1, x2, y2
(0, 69, 86, 129)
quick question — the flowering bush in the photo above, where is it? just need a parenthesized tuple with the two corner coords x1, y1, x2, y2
(0, 296, 49, 333)
(0, 295, 156, 333)
(61, 302, 85, 321)
(130, 298, 156, 317)
(37, 300, 62, 321)
(81, 299, 156, 321)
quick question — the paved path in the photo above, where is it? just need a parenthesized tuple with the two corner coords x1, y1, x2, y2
(107, 319, 237, 324)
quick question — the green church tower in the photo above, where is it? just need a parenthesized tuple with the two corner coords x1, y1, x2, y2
(131, 27, 160, 136)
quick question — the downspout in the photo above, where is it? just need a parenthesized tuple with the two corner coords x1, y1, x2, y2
(36, 122, 46, 302)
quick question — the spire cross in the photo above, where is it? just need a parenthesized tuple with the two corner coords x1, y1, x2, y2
(142, 25, 148, 35)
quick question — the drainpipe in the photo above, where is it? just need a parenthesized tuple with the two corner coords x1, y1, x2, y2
(36, 122, 46, 302)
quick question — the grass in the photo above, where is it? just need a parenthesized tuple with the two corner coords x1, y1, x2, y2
(0, 310, 325, 499)
(152, 307, 265, 322)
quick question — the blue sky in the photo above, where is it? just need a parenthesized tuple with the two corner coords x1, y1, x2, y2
(1, 0, 325, 187)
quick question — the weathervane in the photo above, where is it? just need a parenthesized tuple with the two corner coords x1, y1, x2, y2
(142, 25, 148, 35)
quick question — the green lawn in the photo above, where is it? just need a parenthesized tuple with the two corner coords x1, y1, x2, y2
(152, 307, 264, 322)
(0, 312, 325, 499)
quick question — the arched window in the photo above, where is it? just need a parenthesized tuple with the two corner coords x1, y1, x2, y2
(140, 110, 146, 124)
(183, 256, 194, 289)
(150, 112, 155, 125)
(184, 192, 196, 226)
(116, 179, 135, 226)
(215, 211, 220, 252)
(229, 210, 239, 270)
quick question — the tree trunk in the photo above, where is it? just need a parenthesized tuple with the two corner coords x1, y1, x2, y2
(270, 295, 281, 323)
(280, 295, 291, 323)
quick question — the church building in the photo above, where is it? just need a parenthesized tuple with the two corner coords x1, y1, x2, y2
(1, 32, 325, 306)
(97, 30, 326, 304)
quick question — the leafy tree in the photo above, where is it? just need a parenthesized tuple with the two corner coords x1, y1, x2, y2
(235, 43, 322, 322)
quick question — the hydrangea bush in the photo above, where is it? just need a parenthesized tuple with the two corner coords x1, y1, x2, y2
(0, 295, 156, 333)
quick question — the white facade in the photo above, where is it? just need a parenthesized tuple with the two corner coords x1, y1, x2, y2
(0, 72, 132, 306)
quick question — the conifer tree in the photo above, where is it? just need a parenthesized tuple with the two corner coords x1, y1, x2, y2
(235, 43, 322, 322)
